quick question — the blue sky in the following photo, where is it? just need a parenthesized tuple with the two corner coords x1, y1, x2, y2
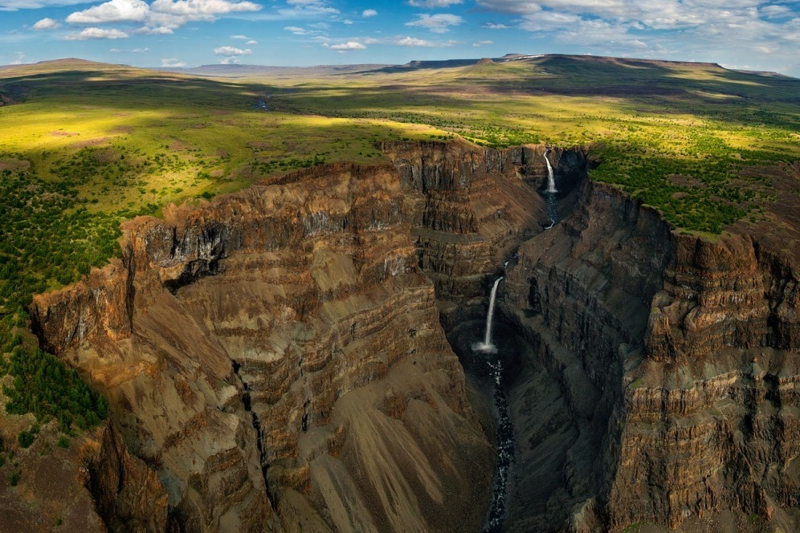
(1, 0, 799, 76)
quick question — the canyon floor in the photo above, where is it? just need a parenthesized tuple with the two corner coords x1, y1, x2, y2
(0, 55, 800, 532)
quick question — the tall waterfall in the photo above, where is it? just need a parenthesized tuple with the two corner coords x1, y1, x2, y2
(475, 277, 503, 354)
(544, 148, 557, 193)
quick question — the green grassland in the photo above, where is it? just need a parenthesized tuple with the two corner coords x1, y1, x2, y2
(0, 54, 799, 441)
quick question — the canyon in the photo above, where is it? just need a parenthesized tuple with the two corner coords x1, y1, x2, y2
(30, 139, 800, 532)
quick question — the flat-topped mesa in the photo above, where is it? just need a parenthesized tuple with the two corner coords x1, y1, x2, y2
(31, 160, 492, 533)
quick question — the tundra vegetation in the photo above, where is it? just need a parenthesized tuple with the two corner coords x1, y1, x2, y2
(0, 55, 798, 446)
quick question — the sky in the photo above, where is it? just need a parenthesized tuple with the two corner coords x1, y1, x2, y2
(0, 0, 799, 76)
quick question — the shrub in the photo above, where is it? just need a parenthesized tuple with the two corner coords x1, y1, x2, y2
(17, 430, 34, 449)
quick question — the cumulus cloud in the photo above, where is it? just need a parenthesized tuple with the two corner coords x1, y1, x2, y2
(67, 0, 148, 24)
(33, 17, 60, 29)
(214, 45, 251, 55)
(327, 40, 366, 50)
(408, 0, 463, 7)
(362, 8, 377, 17)
(63, 0, 261, 34)
(65, 27, 129, 39)
(245, 39, 257, 44)
(405, 13, 463, 33)
(161, 57, 185, 66)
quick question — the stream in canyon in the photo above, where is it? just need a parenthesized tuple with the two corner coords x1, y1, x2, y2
(452, 275, 519, 532)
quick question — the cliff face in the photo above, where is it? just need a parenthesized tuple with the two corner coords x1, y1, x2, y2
(30, 140, 800, 532)
(500, 179, 673, 531)
(32, 160, 493, 532)
(612, 231, 800, 530)
(378, 141, 587, 326)
(498, 171, 800, 530)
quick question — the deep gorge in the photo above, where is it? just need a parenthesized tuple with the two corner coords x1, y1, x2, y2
(29, 140, 800, 532)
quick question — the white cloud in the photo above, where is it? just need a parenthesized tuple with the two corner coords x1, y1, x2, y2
(408, 0, 463, 7)
(110, 46, 149, 52)
(760, 5, 790, 18)
(284, 25, 307, 34)
(396, 35, 456, 46)
(214, 45, 251, 55)
(245, 39, 257, 44)
(473, 39, 494, 46)
(0, 0, 87, 10)
(10, 52, 25, 65)
(67, 0, 148, 24)
(519, 11, 580, 31)
(33, 17, 61, 29)
(362, 8, 377, 17)
(482, 22, 509, 29)
(231, 34, 250, 39)
(61, 0, 261, 35)
(343, 18, 352, 24)
(65, 27, 129, 39)
(136, 25, 173, 33)
(161, 57, 186, 66)
(328, 40, 366, 50)
(406, 13, 463, 33)
(475, 0, 541, 14)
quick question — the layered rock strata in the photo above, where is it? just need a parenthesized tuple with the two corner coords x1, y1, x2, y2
(384, 141, 800, 531)
(32, 160, 493, 532)
(30, 139, 800, 533)
(379, 141, 586, 325)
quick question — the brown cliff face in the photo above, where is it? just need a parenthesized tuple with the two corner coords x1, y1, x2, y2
(84, 420, 172, 533)
(378, 140, 587, 324)
(611, 231, 800, 530)
(29, 139, 800, 533)
(495, 164, 800, 531)
(32, 159, 492, 532)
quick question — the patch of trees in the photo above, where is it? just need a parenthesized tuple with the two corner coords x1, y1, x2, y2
(4, 346, 107, 432)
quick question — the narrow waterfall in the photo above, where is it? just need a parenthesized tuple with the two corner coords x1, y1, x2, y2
(475, 277, 503, 354)
(543, 148, 558, 229)
(544, 148, 557, 193)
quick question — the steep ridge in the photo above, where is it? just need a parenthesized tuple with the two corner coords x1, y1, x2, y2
(31, 161, 493, 532)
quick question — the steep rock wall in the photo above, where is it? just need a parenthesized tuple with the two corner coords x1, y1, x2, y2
(32, 161, 493, 532)
(500, 179, 673, 532)
(498, 170, 800, 531)
(379, 140, 587, 323)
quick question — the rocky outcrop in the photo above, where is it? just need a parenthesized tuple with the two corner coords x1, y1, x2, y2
(32, 159, 492, 532)
(83, 420, 172, 533)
